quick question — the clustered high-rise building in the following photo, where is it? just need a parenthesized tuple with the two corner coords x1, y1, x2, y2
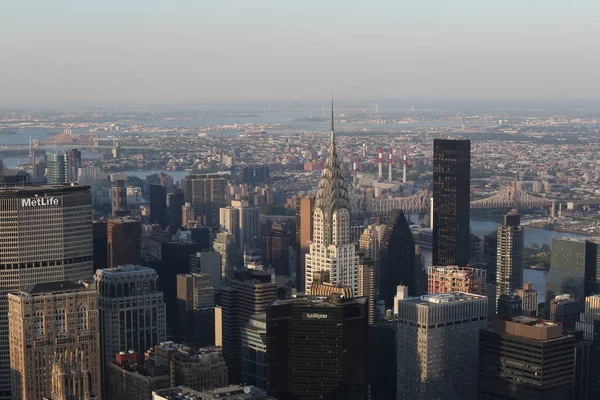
(0, 185, 93, 399)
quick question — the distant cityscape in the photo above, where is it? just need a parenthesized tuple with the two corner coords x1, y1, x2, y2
(0, 102, 598, 399)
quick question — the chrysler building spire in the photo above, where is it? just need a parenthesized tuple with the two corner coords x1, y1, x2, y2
(305, 99, 358, 294)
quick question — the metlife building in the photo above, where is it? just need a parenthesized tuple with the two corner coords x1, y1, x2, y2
(0, 184, 92, 399)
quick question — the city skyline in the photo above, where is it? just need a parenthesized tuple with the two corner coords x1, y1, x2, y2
(2, 0, 600, 107)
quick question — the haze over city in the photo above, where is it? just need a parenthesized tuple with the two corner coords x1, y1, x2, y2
(2, 0, 600, 107)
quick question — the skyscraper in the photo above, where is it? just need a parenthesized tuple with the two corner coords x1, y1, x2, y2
(549, 294, 584, 331)
(305, 103, 359, 294)
(8, 281, 101, 400)
(67, 148, 82, 183)
(479, 316, 575, 399)
(180, 174, 227, 229)
(176, 273, 215, 347)
(263, 222, 292, 276)
(92, 220, 108, 271)
(432, 139, 471, 267)
(545, 237, 600, 318)
(220, 200, 261, 253)
(107, 217, 141, 269)
(213, 232, 239, 281)
(94, 265, 166, 375)
(516, 282, 539, 316)
(495, 214, 524, 310)
(241, 313, 268, 389)
(46, 153, 70, 184)
(111, 179, 128, 216)
(295, 196, 314, 291)
(221, 269, 277, 383)
(266, 294, 368, 400)
(379, 210, 417, 304)
(396, 292, 487, 400)
(0, 185, 93, 400)
(149, 184, 168, 228)
(168, 189, 185, 228)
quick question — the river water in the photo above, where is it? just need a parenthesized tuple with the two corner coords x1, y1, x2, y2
(418, 219, 589, 303)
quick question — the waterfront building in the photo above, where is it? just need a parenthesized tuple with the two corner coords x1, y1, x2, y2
(46, 153, 69, 184)
(496, 214, 525, 311)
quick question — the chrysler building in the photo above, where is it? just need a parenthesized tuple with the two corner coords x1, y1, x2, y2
(305, 101, 359, 294)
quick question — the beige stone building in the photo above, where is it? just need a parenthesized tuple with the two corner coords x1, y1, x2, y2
(8, 281, 101, 400)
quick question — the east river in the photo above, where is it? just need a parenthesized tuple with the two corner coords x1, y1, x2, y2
(419, 219, 589, 303)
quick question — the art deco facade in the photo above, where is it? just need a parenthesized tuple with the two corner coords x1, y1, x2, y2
(305, 108, 359, 294)
(432, 139, 471, 267)
(94, 266, 166, 372)
(8, 281, 101, 400)
(0, 185, 93, 400)
(396, 292, 487, 400)
(496, 214, 524, 310)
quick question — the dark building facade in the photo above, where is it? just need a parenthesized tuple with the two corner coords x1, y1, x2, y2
(222, 269, 277, 383)
(111, 179, 128, 216)
(479, 317, 575, 400)
(432, 139, 470, 267)
(168, 189, 186, 228)
(545, 238, 600, 318)
(93, 220, 108, 271)
(180, 174, 227, 229)
(264, 222, 293, 276)
(549, 295, 584, 332)
(241, 165, 270, 184)
(367, 321, 397, 400)
(149, 184, 168, 228)
(267, 294, 368, 400)
(379, 210, 417, 306)
(295, 196, 314, 291)
(107, 217, 141, 269)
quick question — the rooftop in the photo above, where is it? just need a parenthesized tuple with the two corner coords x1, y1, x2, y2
(97, 265, 156, 275)
(28, 281, 86, 294)
(491, 316, 566, 341)
(153, 385, 271, 400)
(403, 292, 487, 306)
(0, 184, 90, 197)
(271, 294, 367, 307)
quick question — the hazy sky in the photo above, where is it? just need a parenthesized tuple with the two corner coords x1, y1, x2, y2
(1, 0, 599, 107)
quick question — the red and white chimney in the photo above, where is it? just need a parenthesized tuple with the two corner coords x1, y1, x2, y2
(388, 149, 393, 182)
(378, 147, 383, 179)
(403, 148, 407, 184)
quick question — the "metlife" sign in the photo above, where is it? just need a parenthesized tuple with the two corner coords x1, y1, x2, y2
(21, 197, 60, 207)
(303, 313, 328, 320)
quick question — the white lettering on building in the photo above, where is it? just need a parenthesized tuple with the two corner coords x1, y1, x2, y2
(21, 197, 60, 207)
(304, 313, 328, 320)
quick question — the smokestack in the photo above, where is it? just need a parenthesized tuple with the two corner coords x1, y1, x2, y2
(378, 147, 383, 179)
(353, 159, 357, 184)
(388, 149, 393, 182)
(403, 148, 407, 184)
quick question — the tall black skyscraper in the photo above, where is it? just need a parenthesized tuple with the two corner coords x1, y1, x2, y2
(168, 189, 185, 228)
(267, 294, 368, 400)
(379, 210, 417, 305)
(149, 184, 168, 228)
(432, 139, 471, 267)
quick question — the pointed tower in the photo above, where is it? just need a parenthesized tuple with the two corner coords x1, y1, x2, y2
(305, 100, 359, 293)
